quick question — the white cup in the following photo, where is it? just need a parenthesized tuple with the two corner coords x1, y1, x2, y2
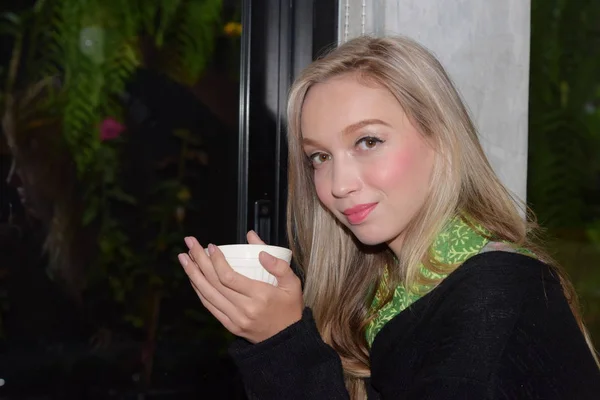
(206, 244, 292, 286)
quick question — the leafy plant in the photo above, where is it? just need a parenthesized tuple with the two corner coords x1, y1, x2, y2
(1, 0, 224, 388)
(528, 0, 600, 230)
(528, 0, 600, 342)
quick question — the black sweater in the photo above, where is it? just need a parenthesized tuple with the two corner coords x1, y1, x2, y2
(229, 252, 600, 399)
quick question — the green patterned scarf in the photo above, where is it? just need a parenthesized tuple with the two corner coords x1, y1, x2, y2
(365, 216, 489, 346)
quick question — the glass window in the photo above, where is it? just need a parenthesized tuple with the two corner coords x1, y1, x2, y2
(0, 0, 245, 397)
(528, 0, 600, 345)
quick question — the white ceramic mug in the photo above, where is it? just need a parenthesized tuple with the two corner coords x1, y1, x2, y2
(206, 244, 292, 286)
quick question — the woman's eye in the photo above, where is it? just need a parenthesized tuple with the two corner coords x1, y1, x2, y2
(309, 152, 331, 166)
(356, 136, 383, 150)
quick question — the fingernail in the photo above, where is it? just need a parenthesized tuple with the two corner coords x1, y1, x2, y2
(184, 237, 194, 249)
(178, 253, 188, 266)
(208, 243, 216, 255)
(260, 251, 275, 263)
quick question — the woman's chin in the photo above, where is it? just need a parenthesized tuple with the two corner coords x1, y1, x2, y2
(351, 231, 389, 247)
(349, 226, 403, 249)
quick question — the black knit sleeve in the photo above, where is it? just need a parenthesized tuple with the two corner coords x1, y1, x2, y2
(228, 307, 350, 400)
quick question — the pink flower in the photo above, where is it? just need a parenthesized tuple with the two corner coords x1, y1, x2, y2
(99, 117, 125, 141)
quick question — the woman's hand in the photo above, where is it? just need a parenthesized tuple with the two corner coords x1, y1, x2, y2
(178, 231, 303, 344)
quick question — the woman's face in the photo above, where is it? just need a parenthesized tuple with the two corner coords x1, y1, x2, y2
(300, 74, 435, 253)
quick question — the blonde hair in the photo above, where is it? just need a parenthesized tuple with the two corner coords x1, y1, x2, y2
(285, 36, 598, 398)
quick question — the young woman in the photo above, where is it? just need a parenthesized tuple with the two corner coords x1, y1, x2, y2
(178, 36, 600, 399)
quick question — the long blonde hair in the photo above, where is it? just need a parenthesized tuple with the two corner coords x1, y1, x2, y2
(285, 36, 598, 398)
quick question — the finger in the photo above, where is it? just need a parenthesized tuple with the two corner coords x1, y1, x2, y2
(178, 253, 245, 322)
(199, 294, 240, 335)
(184, 237, 219, 283)
(189, 279, 239, 334)
(185, 237, 252, 304)
(259, 251, 298, 288)
(246, 230, 266, 245)
(183, 255, 251, 337)
(207, 244, 264, 297)
(184, 237, 247, 294)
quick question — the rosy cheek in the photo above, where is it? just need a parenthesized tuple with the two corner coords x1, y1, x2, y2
(367, 147, 416, 185)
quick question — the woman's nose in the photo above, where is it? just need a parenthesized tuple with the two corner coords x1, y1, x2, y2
(330, 158, 361, 198)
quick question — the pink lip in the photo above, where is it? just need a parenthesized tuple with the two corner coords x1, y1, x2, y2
(342, 203, 377, 224)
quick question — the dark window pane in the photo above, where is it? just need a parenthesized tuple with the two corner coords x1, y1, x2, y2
(0, 1, 244, 397)
(528, 0, 600, 345)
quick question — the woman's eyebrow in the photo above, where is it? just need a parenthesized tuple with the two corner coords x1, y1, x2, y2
(341, 119, 391, 137)
(302, 119, 390, 147)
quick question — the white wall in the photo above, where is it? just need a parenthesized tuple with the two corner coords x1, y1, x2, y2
(339, 0, 531, 202)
